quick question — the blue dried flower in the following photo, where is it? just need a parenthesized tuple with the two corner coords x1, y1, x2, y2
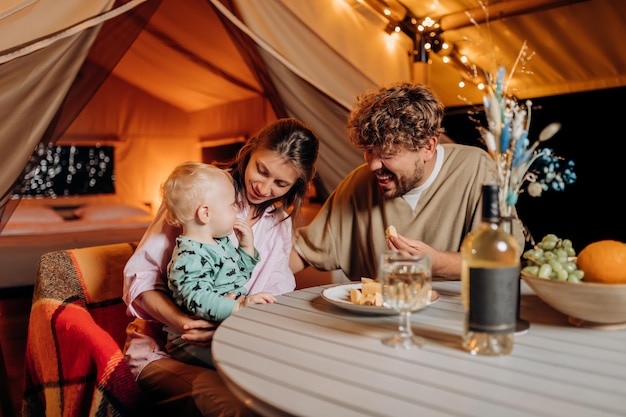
(478, 61, 577, 217)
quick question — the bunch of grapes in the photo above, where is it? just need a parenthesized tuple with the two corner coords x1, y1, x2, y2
(522, 234, 585, 282)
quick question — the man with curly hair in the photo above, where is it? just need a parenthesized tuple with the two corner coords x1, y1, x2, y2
(291, 82, 525, 280)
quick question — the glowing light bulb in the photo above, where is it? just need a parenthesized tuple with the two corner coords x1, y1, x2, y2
(422, 17, 435, 27)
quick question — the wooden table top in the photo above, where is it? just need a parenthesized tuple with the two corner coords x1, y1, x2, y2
(212, 280, 626, 417)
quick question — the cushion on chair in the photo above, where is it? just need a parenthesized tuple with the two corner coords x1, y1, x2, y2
(22, 242, 149, 417)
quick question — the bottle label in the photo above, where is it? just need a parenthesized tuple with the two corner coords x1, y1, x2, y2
(468, 266, 520, 334)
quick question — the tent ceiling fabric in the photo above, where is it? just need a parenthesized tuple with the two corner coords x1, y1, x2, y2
(2, 0, 626, 208)
(111, 0, 626, 112)
(4, 0, 624, 114)
(112, 0, 263, 112)
(0, 0, 114, 51)
(400, 0, 626, 106)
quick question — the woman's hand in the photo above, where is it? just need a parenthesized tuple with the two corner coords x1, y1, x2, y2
(180, 317, 218, 347)
(135, 290, 222, 346)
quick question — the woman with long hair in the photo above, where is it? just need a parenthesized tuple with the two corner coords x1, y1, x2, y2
(123, 118, 319, 416)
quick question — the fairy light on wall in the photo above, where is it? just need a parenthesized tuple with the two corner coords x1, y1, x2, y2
(13, 143, 115, 198)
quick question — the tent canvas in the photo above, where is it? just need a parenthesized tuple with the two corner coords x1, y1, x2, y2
(1, 0, 625, 244)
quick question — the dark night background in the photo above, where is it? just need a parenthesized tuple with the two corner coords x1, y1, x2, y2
(442, 86, 626, 253)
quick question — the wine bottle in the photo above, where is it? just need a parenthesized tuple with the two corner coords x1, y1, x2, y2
(461, 184, 520, 356)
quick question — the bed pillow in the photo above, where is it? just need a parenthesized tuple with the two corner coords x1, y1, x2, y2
(74, 203, 151, 221)
(8, 205, 65, 223)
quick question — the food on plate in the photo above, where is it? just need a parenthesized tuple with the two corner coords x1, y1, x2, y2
(576, 240, 626, 284)
(385, 225, 398, 238)
(521, 233, 584, 282)
(350, 277, 383, 306)
(349, 288, 363, 304)
(361, 277, 382, 294)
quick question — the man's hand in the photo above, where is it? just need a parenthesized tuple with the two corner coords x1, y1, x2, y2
(387, 232, 461, 279)
(386, 233, 433, 257)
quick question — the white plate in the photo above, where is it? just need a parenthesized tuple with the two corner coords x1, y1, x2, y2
(321, 282, 440, 316)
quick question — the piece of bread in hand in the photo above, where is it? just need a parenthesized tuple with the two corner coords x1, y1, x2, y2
(385, 225, 398, 238)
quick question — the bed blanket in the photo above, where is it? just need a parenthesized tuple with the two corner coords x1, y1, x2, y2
(22, 242, 149, 417)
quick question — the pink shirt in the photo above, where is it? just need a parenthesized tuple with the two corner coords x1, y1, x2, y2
(122, 202, 295, 378)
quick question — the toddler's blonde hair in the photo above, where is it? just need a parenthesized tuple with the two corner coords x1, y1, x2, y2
(161, 161, 233, 227)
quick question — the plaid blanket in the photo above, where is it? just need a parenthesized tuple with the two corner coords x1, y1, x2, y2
(22, 242, 148, 417)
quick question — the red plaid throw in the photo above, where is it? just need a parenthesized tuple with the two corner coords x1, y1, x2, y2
(22, 242, 148, 417)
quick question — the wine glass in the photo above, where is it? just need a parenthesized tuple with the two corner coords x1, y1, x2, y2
(379, 251, 432, 349)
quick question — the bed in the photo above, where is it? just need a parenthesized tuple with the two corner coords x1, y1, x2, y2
(0, 203, 153, 290)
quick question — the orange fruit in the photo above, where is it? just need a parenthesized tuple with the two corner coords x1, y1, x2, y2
(577, 240, 626, 284)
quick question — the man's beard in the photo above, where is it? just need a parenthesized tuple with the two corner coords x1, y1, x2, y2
(378, 163, 423, 199)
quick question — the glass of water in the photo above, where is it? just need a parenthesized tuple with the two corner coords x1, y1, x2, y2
(379, 250, 432, 349)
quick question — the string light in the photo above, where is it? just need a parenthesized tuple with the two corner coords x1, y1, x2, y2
(13, 144, 115, 197)
(346, 0, 490, 91)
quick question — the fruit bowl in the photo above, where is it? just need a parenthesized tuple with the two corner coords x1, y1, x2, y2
(521, 272, 626, 328)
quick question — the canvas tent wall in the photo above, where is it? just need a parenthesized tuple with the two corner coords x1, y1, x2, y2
(2, 0, 626, 228)
(0, 0, 281, 224)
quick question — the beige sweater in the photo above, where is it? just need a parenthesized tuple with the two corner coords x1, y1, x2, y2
(294, 144, 525, 280)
